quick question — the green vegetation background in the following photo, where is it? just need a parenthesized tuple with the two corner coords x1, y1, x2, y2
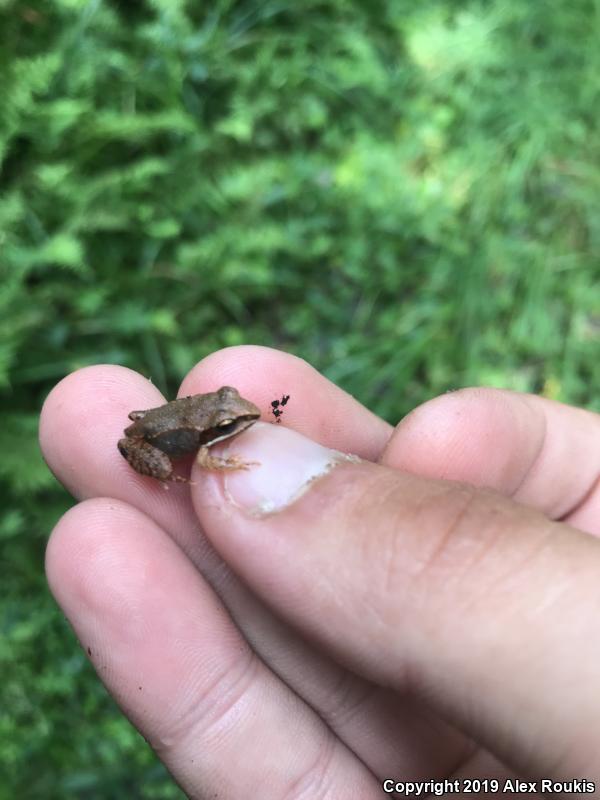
(1, 0, 598, 796)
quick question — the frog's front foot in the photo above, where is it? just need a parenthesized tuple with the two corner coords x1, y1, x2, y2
(196, 445, 259, 472)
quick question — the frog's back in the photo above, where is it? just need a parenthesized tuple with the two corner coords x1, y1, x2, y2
(125, 396, 203, 441)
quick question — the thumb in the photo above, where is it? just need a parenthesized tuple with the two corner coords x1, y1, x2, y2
(193, 422, 600, 779)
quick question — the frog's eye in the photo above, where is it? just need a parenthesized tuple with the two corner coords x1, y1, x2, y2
(218, 418, 235, 428)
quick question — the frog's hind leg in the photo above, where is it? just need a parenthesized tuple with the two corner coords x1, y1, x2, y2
(118, 437, 185, 482)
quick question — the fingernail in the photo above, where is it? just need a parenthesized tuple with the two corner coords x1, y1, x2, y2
(210, 422, 358, 516)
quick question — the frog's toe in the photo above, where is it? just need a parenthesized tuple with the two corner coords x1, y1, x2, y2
(128, 409, 148, 421)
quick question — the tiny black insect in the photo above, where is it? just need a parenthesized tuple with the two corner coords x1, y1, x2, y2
(270, 394, 290, 423)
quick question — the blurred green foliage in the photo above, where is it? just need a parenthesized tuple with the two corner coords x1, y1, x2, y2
(1, 0, 598, 796)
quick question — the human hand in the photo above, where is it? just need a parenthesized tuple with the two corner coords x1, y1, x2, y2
(40, 347, 600, 797)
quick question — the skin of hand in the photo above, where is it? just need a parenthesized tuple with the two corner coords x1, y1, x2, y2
(39, 345, 600, 798)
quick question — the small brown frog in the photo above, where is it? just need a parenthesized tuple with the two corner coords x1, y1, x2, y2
(118, 386, 260, 482)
